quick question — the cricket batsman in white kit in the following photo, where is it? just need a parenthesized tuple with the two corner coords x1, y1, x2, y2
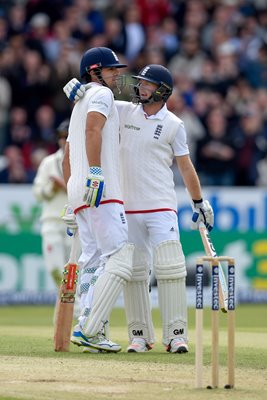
(64, 64, 214, 353)
(62, 47, 134, 353)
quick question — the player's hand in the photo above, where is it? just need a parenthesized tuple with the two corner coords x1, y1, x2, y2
(61, 204, 78, 236)
(191, 199, 214, 232)
(83, 167, 104, 208)
(63, 78, 85, 102)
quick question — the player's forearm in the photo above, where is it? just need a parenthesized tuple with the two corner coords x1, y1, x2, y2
(86, 128, 102, 167)
(177, 156, 202, 200)
(85, 112, 105, 167)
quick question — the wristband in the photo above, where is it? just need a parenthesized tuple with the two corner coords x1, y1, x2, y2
(89, 166, 102, 175)
(193, 198, 203, 206)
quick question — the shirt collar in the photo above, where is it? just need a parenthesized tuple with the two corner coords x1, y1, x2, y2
(142, 103, 168, 120)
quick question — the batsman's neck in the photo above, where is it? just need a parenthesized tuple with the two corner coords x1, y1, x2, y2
(143, 101, 165, 116)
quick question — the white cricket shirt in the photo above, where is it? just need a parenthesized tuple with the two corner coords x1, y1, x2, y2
(67, 83, 123, 211)
(33, 148, 67, 221)
(116, 101, 189, 212)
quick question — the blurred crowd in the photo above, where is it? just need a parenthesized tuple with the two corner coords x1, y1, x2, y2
(1, 0, 267, 186)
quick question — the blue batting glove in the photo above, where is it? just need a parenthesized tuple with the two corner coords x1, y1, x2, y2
(63, 78, 85, 102)
(191, 199, 214, 232)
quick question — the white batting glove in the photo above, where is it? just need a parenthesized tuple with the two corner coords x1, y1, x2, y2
(63, 78, 85, 102)
(83, 167, 105, 208)
(191, 199, 214, 232)
(61, 204, 78, 236)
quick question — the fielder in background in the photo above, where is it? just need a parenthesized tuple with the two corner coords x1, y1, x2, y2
(62, 47, 134, 353)
(33, 119, 71, 288)
(64, 64, 214, 354)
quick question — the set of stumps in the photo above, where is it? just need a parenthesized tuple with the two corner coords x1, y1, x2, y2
(195, 256, 235, 390)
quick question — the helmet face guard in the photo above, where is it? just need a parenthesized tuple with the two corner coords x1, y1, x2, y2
(130, 81, 172, 104)
(130, 64, 173, 104)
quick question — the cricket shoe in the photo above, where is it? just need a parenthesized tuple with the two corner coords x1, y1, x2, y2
(166, 338, 189, 354)
(71, 325, 121, 353)
(82, 333, 122, 353)
(127, 338, 153, 353)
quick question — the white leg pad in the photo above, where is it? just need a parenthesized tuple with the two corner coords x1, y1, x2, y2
(154, 241, 188, 345)
(123, 248, 155, 344)
(84, 243, 134, 336)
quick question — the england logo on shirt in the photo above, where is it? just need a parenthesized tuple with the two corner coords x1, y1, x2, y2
(154, 124, 163, 139)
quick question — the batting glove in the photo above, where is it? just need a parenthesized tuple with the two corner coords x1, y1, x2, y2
(191, 199, 214, 232)
(83, 167, 105, 208)
(63, 78, 85, 102)
(61, 204, 78, 236)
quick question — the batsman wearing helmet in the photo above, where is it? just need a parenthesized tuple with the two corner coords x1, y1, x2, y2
(64, 64, 213, 353)
(62, 47, 134, 353)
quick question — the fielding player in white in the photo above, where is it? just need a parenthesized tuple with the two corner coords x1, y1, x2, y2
(64, 64, 214, 353)
(33, 120, 71, 288)
(62, 47, 134, 353)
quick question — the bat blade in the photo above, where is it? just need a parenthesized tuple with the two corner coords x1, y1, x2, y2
(54, 234, 79, 352)
(54, 300, 75, 352)
(199, 222, 228, 312)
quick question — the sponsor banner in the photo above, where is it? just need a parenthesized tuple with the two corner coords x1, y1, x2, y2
(0, 185, 267, 305)
(176, 186, 267, 231)
(2, 185, 267, 232)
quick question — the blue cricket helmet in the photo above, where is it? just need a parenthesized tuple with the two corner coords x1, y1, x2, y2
(80, 47, 127, 80)
(132, 64, 173, 103)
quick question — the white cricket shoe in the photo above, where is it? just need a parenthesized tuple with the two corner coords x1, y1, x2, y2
(127, 338, 152, 353)
(167, 338, 189, 353)
(71, 324, 121, 353)
(71, 324, 85, 346)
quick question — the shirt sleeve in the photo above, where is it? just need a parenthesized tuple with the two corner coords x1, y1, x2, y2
(87, 87, 113, 118)
(171, 121, 190, 156)
(115, 100, 129, 118)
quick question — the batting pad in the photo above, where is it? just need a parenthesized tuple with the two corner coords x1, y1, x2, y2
(83, 243, 134, 336)
(123, 248, 155, 344)
(154, 240, 186, 280)
(154, 241, 187, 345)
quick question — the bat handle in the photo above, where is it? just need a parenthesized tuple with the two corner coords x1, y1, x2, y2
(69, 232, 79, 264)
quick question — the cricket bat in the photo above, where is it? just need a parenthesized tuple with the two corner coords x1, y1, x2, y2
(54, 231, 80, 351)
(199, 221, 228, 312)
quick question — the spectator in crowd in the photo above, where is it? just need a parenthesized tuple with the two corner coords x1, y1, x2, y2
(241, 43, 267, 88)
(0, 75, 11, 153)
(168, 29, 206, 83)
(196, 107, 237, 186)
(7, 3, 27, 36)
(167, 88, 205, 164)
(31, 105, 57, 152)
(6, 106, 32, 170)
(233, 106, 267, 186)
(0, 145, 29, 184)
(123, 4, 146, 64)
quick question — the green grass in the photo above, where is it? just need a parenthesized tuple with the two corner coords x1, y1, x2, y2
(0, 305, 266, 400)
(0, 305, 266, 365)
